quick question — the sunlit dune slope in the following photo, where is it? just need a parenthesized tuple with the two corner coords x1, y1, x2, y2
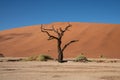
(0, 22, 120, 58)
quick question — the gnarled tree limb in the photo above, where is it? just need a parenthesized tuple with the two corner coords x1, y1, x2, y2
(41, 24, 58, 40)
(59, 23, 72, 38)
(62, 40, 78, 52)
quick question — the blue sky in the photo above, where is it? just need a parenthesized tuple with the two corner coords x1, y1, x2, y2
(0, 0, 120, 30)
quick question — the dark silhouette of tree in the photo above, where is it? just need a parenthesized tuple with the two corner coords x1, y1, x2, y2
(40, 23, 78, 63)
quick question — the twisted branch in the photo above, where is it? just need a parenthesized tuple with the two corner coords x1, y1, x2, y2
(62, 40, 78, 52)
(41, 24, 58, 40)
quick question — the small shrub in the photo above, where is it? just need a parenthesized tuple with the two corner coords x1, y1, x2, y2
(26, 56, 37, 61)
(26, 54, 53, 61)
(75, 53, 88, 62)
(36, 55, 53, 61)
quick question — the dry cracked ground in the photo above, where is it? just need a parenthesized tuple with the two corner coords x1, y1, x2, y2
(0, 59, 120, 80)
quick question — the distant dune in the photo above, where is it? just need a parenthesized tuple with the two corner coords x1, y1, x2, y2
(0, 22, 120, 58)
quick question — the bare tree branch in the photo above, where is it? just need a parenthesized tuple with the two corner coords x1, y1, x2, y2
(41, 24, 58, 40)
(62, 40, 78, 52)
(62, 23, 72, 32)
(59, 23, 72, 39)
(52, 25, 61, 37)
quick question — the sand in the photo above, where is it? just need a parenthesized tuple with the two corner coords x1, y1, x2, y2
(0, 59, 120, 80)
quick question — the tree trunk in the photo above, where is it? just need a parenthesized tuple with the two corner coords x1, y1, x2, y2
(58, 52, 63, 62)
(57, 40, 63, 62)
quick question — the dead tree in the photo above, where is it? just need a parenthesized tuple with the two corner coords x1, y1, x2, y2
(40, 23, 78, 63)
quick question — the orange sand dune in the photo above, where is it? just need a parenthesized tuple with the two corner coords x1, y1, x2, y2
(0, 22, 120, 58)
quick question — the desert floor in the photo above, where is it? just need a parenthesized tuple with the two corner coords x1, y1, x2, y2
(0, 59, 120, 80)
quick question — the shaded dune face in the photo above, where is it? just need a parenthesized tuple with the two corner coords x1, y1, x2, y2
(0, 22, 120, 58)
